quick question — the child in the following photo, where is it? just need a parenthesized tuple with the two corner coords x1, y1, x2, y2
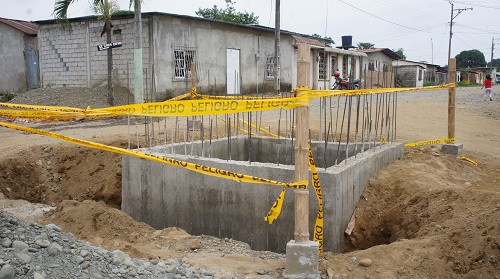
(481, 74, 493, 101)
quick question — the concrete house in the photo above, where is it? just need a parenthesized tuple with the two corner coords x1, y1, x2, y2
(35, 12, 357, 101)
(392, 60, 430, 87)
(0, 17, 39, 94)
(354, 48, 400, 88)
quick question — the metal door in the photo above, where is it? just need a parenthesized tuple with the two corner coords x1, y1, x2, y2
(226, 49, 240, 95)
(25, 49, 40, 89)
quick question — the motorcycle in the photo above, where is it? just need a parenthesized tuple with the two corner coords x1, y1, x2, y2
(331, 72, 363, 90)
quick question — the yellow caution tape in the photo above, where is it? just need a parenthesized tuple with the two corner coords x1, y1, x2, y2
(89, 95, 309, 117)
(309, 146, 324, 253)
(264, 180, 308, 224)
(0, 109, 112, 119)
(304, 83, 455, 99)
(235, 115, 279, 138)
(0, 102, 85, 113)
(460, 156, 478, 166)
(404, 138, 455, 147)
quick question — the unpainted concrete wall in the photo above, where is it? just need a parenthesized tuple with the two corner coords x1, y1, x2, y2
(122, 138, 403, 253)
(0, 23, 28, 93)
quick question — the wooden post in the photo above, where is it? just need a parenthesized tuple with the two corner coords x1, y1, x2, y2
(294, 43, 310, 242)
(448, 58, 456, 139)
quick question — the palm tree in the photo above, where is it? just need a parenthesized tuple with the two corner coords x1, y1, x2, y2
(54, 0, 115, 105)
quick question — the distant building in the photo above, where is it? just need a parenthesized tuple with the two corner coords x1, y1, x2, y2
(0, 17, 39, 93)
(392, 60, 441, 87)
(354, 48, 400, 88)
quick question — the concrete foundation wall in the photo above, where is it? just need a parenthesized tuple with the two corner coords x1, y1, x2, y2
(122, 139, 403, 253)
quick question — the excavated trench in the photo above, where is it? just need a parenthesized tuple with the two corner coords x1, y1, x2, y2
(0, 141, 417, 252)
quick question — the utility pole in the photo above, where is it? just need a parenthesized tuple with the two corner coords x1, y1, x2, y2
(491, 38, 500, 68)
(274, 0, 281, 96)
(447, 1, 472, 66)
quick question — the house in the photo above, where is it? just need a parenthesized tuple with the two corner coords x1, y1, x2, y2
(0, 17, 39, 93)
(35, 12, 364, 101)
(392, 60, 434, 87)
(354, 48, 401, 88)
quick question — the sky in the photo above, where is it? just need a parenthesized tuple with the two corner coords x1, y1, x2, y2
(3, 0, 500, 66)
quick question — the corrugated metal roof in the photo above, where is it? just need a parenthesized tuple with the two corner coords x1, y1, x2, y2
(291, 35, 325, 47)
(0, 17, 38, 35)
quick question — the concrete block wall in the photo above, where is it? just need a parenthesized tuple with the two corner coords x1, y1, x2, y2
(38, 18, 150, 92)
(122, 139, 404, 253)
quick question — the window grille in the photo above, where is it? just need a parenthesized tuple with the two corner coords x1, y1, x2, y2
(318, 52, 326, 80)
(174, 46, 197, 80)
(266, 56, 276, 79)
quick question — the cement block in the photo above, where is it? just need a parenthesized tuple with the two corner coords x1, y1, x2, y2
(283, 240, 320, 279)
(441, 143, 463, 158)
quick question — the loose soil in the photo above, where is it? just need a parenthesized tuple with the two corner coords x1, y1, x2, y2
(0, 86, 499, 278)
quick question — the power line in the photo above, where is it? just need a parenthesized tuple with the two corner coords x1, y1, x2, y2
(335, 0, 424, 32)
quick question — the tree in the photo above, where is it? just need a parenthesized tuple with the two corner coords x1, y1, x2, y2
(455, 49, 486, 68)
(487, 58, 500, 71)
(392, 48, 406, 60)
(54, 0, 116, 105)
(357, 42, 375, 49)
(311, 34, 335, 48)
(196, 0, 259, 25)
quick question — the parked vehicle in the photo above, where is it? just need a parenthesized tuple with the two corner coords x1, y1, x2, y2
(331, 72, 363, 90)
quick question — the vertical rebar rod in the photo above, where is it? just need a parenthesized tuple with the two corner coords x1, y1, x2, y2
(334, 96, 340, 142)
(127, 114, 131, 150)
(335, 95, 348, 165)
(171, 125, 175, 154)
(354, 95, 360, 158)
(345, 96, 352, 164)
(136, 123, 139, 149)
(361, 94, 366, 154)
(209, 119, 213, 159)
(228, 117, 231, 161)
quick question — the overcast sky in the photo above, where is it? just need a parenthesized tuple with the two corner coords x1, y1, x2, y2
(3, 0, 500, 66)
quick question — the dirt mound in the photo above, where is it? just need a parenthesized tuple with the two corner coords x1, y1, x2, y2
(329, 146, 500, 278)
(0, 143, 123, 208)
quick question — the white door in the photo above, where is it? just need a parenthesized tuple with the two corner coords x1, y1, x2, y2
(227, 49, 240, 95)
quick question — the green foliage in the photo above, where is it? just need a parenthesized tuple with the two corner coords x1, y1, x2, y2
(456, 81, 480, 87)
(1, 90, 15, 102)
(423, 80, 437, 87)
(357, 42, 375, 49)
(455, 49, 486, 68)
(196, 0, 259, 25)
(487, 58, 500, 71)
(311, 34, 335, 47)
(392, 48, 406, 60)
(112, 10, 134, 16)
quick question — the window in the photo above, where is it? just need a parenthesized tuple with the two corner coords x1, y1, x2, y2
(418, 69, 423, 81)
(342, 56, 348, 78)
(318, 52, 327, 80)
(174, 46, 196, 80)
(331, 56, 337, 76)
(266, 56, 276, 79)
(368, 60, 375, 71)
(383, 63, 389, 73)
